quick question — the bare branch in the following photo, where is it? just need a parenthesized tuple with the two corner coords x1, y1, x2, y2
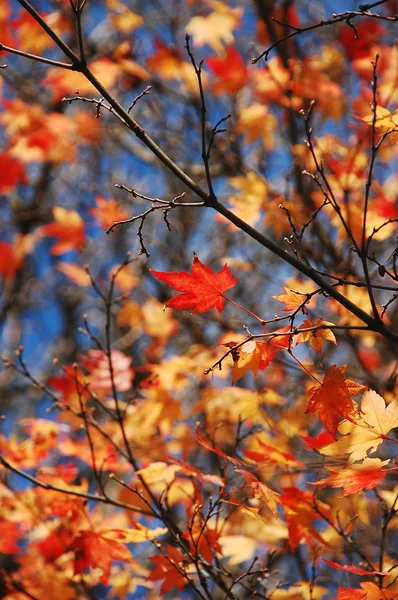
(252, 1, 395, 63)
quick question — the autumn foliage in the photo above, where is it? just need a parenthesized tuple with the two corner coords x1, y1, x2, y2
(1, 1, 398, 599)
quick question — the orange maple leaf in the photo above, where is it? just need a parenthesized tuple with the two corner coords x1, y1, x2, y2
(41, 207, 85, 255)
(145, 39, 198, 93)
(335, 588, 366, 600)
(242, 437, 303, 469)
(305, 364, 365, 437)
(90, 195, 128, 230)
(149, 253, 238, 313)
(0, 234, 35, 283)
(72, 530, 133, 585)
(359, 582, 397, 599)
(335, 582, 396, 600)
(182, 524, 222, 563)
(228, 325, 290, 384)
(237, 103, 277, 150)
(57, 262, 91, 287)
(296, 319, 337, 354)
(273, 287, 309, 312)
(356, 106, 398, 144)
(313, 458, 392, 496)
(230, 339, 265, 384)
(235, 468, 279, 520)
(146, 38, 183, 79)
(147, 544, 186, 595)
(206, 45, 248, 94)
(280, 486, 330, 550)
(13, 11, 55, 54)
(43, 58, 121, 101)
(195, 425, 242, 466)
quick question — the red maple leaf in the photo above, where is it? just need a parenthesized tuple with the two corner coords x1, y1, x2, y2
(149, 253, 238, 313)
(280, 487, 330, 550)
(0, 521, 21, 554)
(35, 528, 74, 563)
(0, 241, 17, 282)
(206, 46, 248, 94)
(321, 558, 387, 576)
(147, 544, 186, 594)
(300, 430, 335, 450)
(339, 20, 384, 61)
(0, 152, 27, 193)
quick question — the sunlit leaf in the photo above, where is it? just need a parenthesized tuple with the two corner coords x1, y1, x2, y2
(305, 364, 366, 437)
(149, 253, 238, 313)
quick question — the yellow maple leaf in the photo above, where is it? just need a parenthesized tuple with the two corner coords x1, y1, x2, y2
(106, 0, 143, 32)
(185, 1, 242, 54)
(359, 105, 398, 133)
(223, 171, 268, 229)
(236, 103, 277, 150)
(320, 389, 398, 463)
(274, 287, 310, 312)
(111, 265, 140, 293)
(142, 298, 178, 340)
(296, 319, 337, 354)
(135, 462, 181, 485)
(57, 262, 91, 287)
(195, 387, 268, 445)
(231, 339, 263, 384)
(219, 535, 257, 566)
(103, 525, 168, 543)
(117, 300, 143, 330)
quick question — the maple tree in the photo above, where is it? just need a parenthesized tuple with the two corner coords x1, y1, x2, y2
(0, 0, 398, 598)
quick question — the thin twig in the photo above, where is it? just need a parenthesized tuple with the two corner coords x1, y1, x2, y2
(361, 55, 381, 320)
(0, 42, 75, 69)
(0, 455, 152, 515)
(127, 85, 152, 113)
(185, 35, 216, 201)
